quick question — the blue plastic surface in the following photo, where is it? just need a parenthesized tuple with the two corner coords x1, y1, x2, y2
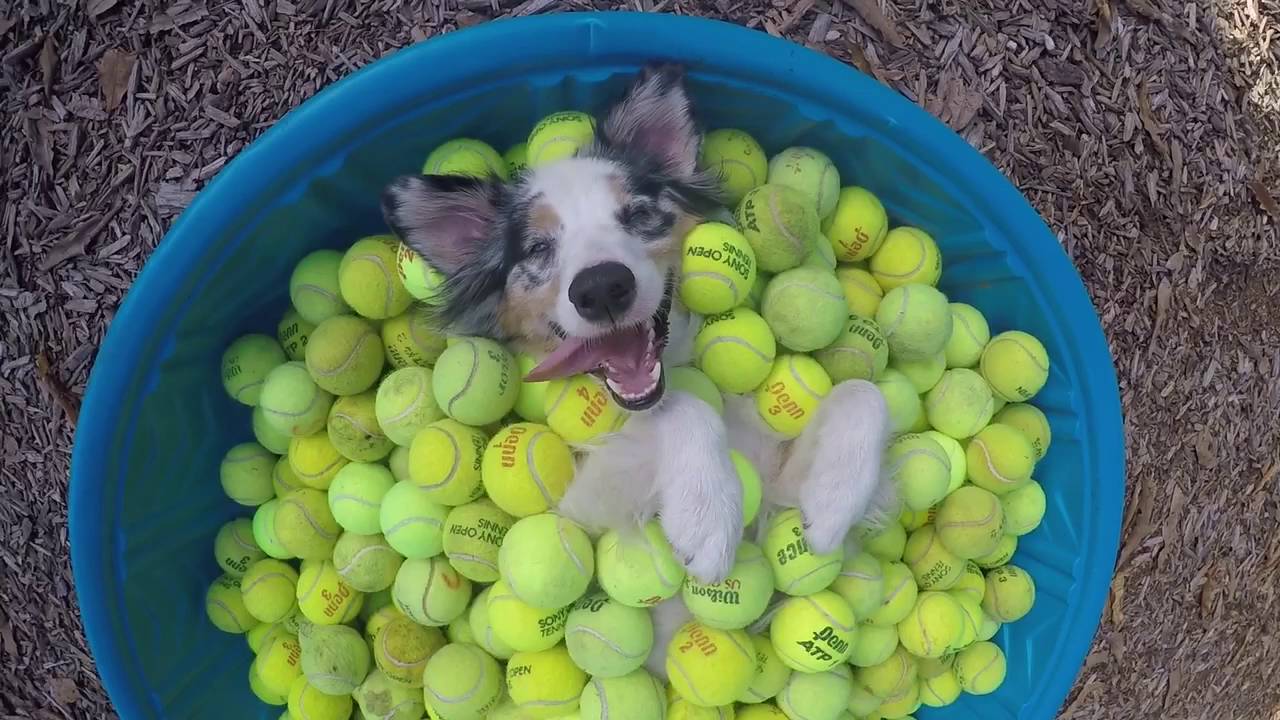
(70, 12, 1123, 720)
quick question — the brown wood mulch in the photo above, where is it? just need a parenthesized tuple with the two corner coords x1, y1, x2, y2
(1, 0, 1278, 718)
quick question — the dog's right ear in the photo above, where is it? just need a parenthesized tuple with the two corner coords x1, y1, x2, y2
(381, 174, 500, 276)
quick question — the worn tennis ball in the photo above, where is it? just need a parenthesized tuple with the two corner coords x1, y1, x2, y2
(527, 111, 596, 168)
(866, 561, 918, 627)
(394, 242, 447, 305)
(875, 283, 953, 362)
(340, 234, 412, 320)
(949, 591, 985, 650)
(776, 664, 854, 720)
(951, 561, 988, 606)
(847, 683, 882, 717)
(467, 586, 516, 660)
(680, 222, 758, 315)
(745, 270, 770, 311)
(942, 303, 990, 369)
(287, 675, 351, 720)
(755, 354, 832, 438)
(503, 142, 530, 175)
(220, 442, 276, 507)
(300, 623, 370, 695)
(353, 669, 426, 720)
(363, 603, 402, 647)
(423, 138, 509, 179)
(666, 622, 757, 706)
(903, 526, 965, 591)
(222, 334, 287, 406)
(924, 368, 995, 439)
(488, 573, 572, 653)
(869, 227, 942, 290)
(596, 522, 687, 607)
(422, 643, 503, 719)
(260, 361, 334, 437)
(248, 662, 287, 706)
(247, 619, 293, 655)
(242, 559, 300, 624)
(919, 666, 962, 707)
(446, 610, 476, 646)
(443, 499, 513, 583)
(935, 486, 1005, 559)
(381, 310, 446, 369)
(982, 565, 1036, 622)
(823, 187, 888, 262)
(847, 622, 898, 669)
(387, 445, 411, 484)
(379, 480, 448, 558)
(207, 575, 257, 633)
(735, 184, 819, 273)
(855, 645, 917, 699)
(738, 706, 789, 720)
(805, 232, 838, 269)
(305, 315, 384, 396)
(277, 307, 316, 362)
(254, 634, 304, 699)
(899, 505, 936, 532)
(953, 641, 1006, 695)
(579, 668, 667, 720)
(507, 645, 589, 718)
(993, 403, 1052, 460)
(694, 308, 778, 394)
(541, 373, 628, 443)
(392, 556, 471, 627)
(1000, 480, 1046, 536)
(564, 592, 654, 678)
(764, 508, 842, 595)
(974, 533, 1019, 569)
(731, 451, 762, 525)
(891, 351, 946, 394)
(333, 532, 402, 592)
(275, 488, 340, 560)
(328, 391, 393, 462)
(769, 590, 855, 672)
(896, 591, 963, 659)
(373, 615, 445, 687)
(499, 512, 593, 607)
(981, 330, 1050, 402)
(966, 423, 1036, 494)
(815, 315, 889, 382)
(253, 500, 293, 560)
(877, 682, 921, 718)
(856, 520, 907, 562)
(481, 423, 575, 517)
(375, 367, 443, 447)
(512, 353, 551, 423)
(297, 560, 362, 625)
(831, 551, 885, 620)
(290, 250, 351, 325)
(884, 433, 951, 511)
(760, 266, 846, 351)
(431, 337, 519, 425)
(682, 541, 772, 630)
(700, 128, 768, 205)
(252, 406, 292, 455)
(921, 431, 966, 494)
(667, 365, 725, 414)
(737, 633, 790, 703)
(407, 418, 488, 506)
(288, 432, 348, 490)
(874, 368, 922, 434)
(215, 517, 266, 577)
(835, 266, 884, 319)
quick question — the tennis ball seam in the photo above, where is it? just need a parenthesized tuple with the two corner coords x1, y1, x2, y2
(378, 633, 426, 670)
(330, 410, 383, 438)
(937, 505, 999, 529)
(242, 571, 293, 596)
(295, 283, 339, 302)
(530, 134, 586, 165)
(382, 373, 430, 425)
(784, 359, 826, 400)
(954, 312, 986, 348)
(310, 330, 378, 378)
(416, 427, 462, 492)
(971, 437, 1017, 485)
(682, 270, 740, 298)
(523, 431, 557, 507)
(800, 596, 856, 632)
(281, 498, 339, 541)
(765, 188, 807, 257)
(334, 544, 397, 575)
(348, 252, 396, 315)
(962, 650, 1001, 686)
(876, 232, 929, 279)
(718, 157, 762, 185)
(444, 340, 482, 417)
(447, 552, 498, 572)
(565, 626, 647, 659)
(987, 336, 1050, 372)
(294, 455, 344, 483)
(383, 513, 444, 537)
(556, 520, 590, 576)
(427, 647, 485, 704)
(330, 492, 379, 509)
(208, 599, 251, 631)
(768, 279, 845, 304)
(640, 533, 683, 589)
(697, 336, 773, 365)
(264, 385, 323, 420)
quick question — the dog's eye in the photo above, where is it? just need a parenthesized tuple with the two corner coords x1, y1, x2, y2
(526, 240, 551, 256)
(622, 203, 671, 235)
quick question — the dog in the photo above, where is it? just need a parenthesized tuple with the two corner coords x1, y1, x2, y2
(382, 64, 892, 664)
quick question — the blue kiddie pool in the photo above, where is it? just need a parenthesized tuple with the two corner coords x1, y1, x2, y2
(71, 12, 1123, 720)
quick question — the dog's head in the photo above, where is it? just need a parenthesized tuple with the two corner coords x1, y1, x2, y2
(382, 65, 719, 412)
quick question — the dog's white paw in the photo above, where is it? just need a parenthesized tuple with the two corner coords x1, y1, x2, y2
(662, 493, 740, 583)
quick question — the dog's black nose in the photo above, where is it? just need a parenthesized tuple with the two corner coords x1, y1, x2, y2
(568, 262, 637, 323)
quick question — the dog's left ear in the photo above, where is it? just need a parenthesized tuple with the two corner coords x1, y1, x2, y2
(600, 64, 700, 180)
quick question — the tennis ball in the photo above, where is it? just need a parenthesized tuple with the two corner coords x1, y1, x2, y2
(328, 463, 394, 533)
(354, 670, 427, 720)
(564, 592, 654, 677)
(363, 603, 401, 646)
(770, 591, 855, 672)
(248, 663, 287, 706)
(982, 565, 1035, 622)
(482, 423, 576, 517)
(423, 643, 503, 719)
(855, 645, 917, 699)
(300, 623, 370, 694)
(739, 633, 790, 703)
(499, 513, 593, 607)
(764, 508, 842, 595)
(1000, 480, 1046, 536)
(286, 434, 345, 493)
(924, 368, 995, 439)
(446, 612, 476, 645)
(736, 184, 819, 273)
(891, 352, 946, 394)
(952, 641, 1006, 695)
(253, 500, 293, 560)
(596, 522, 687, 607)
(260, 361, 334, 437)
(443, 499, 514, 582)
(423, 138, 509, 179)
(287, 675, 351, 720)
(432, 337, 519, 425)
(965, 423, 1035, 494)
(919, 666, 962, 707)
(215, 518, 265, 577)
(977, 611, 1001, 642)
(387, 445, 410, 483)
(980, 331, 1050, 402)
(374, 367, 442, 447)
(542, 373, 628, 443)
(408, 419, 488, 505)
(806, 232, 838, 269)
(275, 488, 340, 560)
(921, 430, 966, 493)
(815, 315, 889, 382)
(700, 128, 768, 205)
(527, 111, 596, 168)
(340, 234, 412, 320)
(746, 271, 769, 310)
(899, 505, 936, 532)
(207, 575, 258, 633)
(835, 266, 884, 318)
(739, 707, 788, 720)
(666, 622, 757, 706)
(884, 434, 951, 511)
(993, 404, 1052, 462)
(908, 396, 931, 433)
(512, 353, 551, 422)
(379, 481, 449, 558)
(278, 307, 316, 362)
(847, 683, 882, 717)
(247, 620, 293, 654)
(866, 561, 918, 627)
(877, 682, 921, 718)
(290, 250, 351, 325)
(974, 534, 1018, 569)
(579, 668, 667, 720)
(935, 486, 1005, 559)
(942, 303, 990, 369)
(668, 365, 725, 414)
(395, 242, 447, 304)
(682, 542, 772, 629)
(219, 442, 276, 507)
(392, 556, 471, 627)
(767, 146, 840, 219)
(306, 315, 385, 396)
(487, 578, 571, 651)
(896, 591, 963, 658)
(694, 308, 778, 394)
(903, 526, 965, 591)
(760, 267, 847, 351)
(857, 521, 907, 562)
(333, 532, 402, 592)
(373, 615, 445, 686)
(874, 368, 922, 434)
(253, 407, 292, 455)
(823, 187, 888, 262)
(507, 645, 589, 718)
(328, 391, 393, 462)
(848, 622, 898, 668)
(254, 634, 304, 698)
(755, 354, 832, 438)
(222, 334, 287, 405)
(242, 559, 300, 623)
(731, 451, 762, 525)
(382, 311, 447, 369)
(469, 586, 516, 660)
(950, 592, 984, 650)
(869, 227, 941, 290)
(874, 284, 953, 362)
(951, 561, 987, 605)
(831, 551, 885, 620)
(680, 222, 758, 315)
(504, 143, 529, 175)
(777, 665, 854, 720)
(298, 560, 363, 625)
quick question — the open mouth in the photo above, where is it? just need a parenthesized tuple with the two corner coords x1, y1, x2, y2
(525, 276, 673, 411)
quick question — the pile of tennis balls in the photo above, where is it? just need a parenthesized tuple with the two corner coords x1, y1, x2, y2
(204, 113, 1054, 720)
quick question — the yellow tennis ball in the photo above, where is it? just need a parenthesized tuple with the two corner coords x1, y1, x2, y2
(807, 233, 837, 269)
(730, 451, 762, 525)
(394, 242, 447, 304)
(680, 222, 758, 315)
(290, 250, 351, 325)
(499, 513, 593, 607)
(974, 534, 1018, 569)
(486, 578, 570, 651)
(527, 111, 596, 168)
(375, 367, 443, 447)
(738, 634, 790, 703)
(942, 303, 990, 369)
(965, 423, 1035, 494)
(899, 505, 936, 532)
(769, 591, 855, 672)
(423, 643, 504, 719)
(242, 559, 300, 624)
(992, 403, 1051, 459)
(469, 586, 516, 660)
(300, 623, 370, 694)
(353, 669, 427, 720)
(835, 265, 884, 318)
(287, 675, 351, 720)
(445, 611, 475, 646)
(513, 353, 550, 422)
(207, 574, 258, 633)
(823, 187, 888, 262)
(700, 128, 768, 205)
(884, 433, 950, 511)
(215, 518, 266, 577)
(767, 147, 840, 219)
(442, 499, 514, 582)
(874, 368, 922, 434)
(564, 591, 654, 677)
(896, 591, 963, 658)
(222, 334, 287, 406)
(776, 664, 853, 720)
(432, 337, 519, 425)
(949, 591, 984, 651)
(890, 351, 946, 393)
(866, 561, 918, 627)
(297, 560, 362, 625)
(392, 556, 471, 627)
(379, 480, 448, 558)
(951, 561, 987, 605)
(506, 645, 589, 718)
(982, 565, 1035, 622)
(952, 641, 1006, 695)
(668, 365, 725, 414)
(920, 431, 966, 494)
(744, 271, 770, 311)
(596, 522, 687, 607)
(1000, 480, 1045, 536)
(693, 308, 777, 393)
(253, 406, 292, 455)
(935, 486, 1005, 559)
(831, 551, 885, 620)
(254, 634, 304, 698)
(760, 267, 847, 351)
(328, 392, 393, 462)
(755, 354, 832, 438)
(542, 374, 628, 443)
(219, 442, 276, 507)
(735, 184, 819, 273)
(856, 521, 907, 562)
(340, 234, 412, 320)
(277, 307, 316, 362)
(903, 526, 965, 591)
(919, 665, 962, 707)
(408, 419, 488, 505)
(847, 683, 882, 717)
(874, 283, 953, 362)
(363, 603, 402, 646)
(504, 143, 529, 175)
(847, 622, 898, 668)
(682, 541, 773, 630)
(423, 138, 509, 179)
(248, 662, 287, 706)
(254, 499, 294, 560)
(579, 668, 667, 720)
(275, 488, 340, 560)
(382, 310, 447, 369)
(763, 508, 842, 595)
(332, 532, 402, 592)
(305, 315, 384, 396)
(288, 432, 347, 490)
(481, 422, 575, 517)
(980, 330, 1050, 402)
(924, 368, 995, 439)
(977, 611, 1001, 642)
(387, 445, 411, 483)
(739, 706, 787, 720)
(877, 681, 921, 718)
(666, 622, 757, 706)
(869, 227, 941, 290)
(260, 361, 334, 437)
(373, 615, 445, 687)
(815, 314, 889, 383)
(854, 645, 917, 699)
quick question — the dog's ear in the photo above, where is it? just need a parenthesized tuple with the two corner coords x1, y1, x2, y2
(381, 174, 500, 276)
(600, 64, 700, 180)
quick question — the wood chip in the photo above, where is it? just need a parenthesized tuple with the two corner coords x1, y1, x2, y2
(1137, 81, 1170, 163)
(1248, 180, 1279, 220)
(39, 35, 56, 96)
(98, 49, 135, 112)
(86, 0, 120, 19)
(840, 0, 905, 46)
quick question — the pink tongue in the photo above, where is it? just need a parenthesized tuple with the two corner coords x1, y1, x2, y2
(525, 326, 651, 383)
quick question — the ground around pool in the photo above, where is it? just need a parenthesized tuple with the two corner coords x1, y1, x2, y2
(1, 1, 1278, 718)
